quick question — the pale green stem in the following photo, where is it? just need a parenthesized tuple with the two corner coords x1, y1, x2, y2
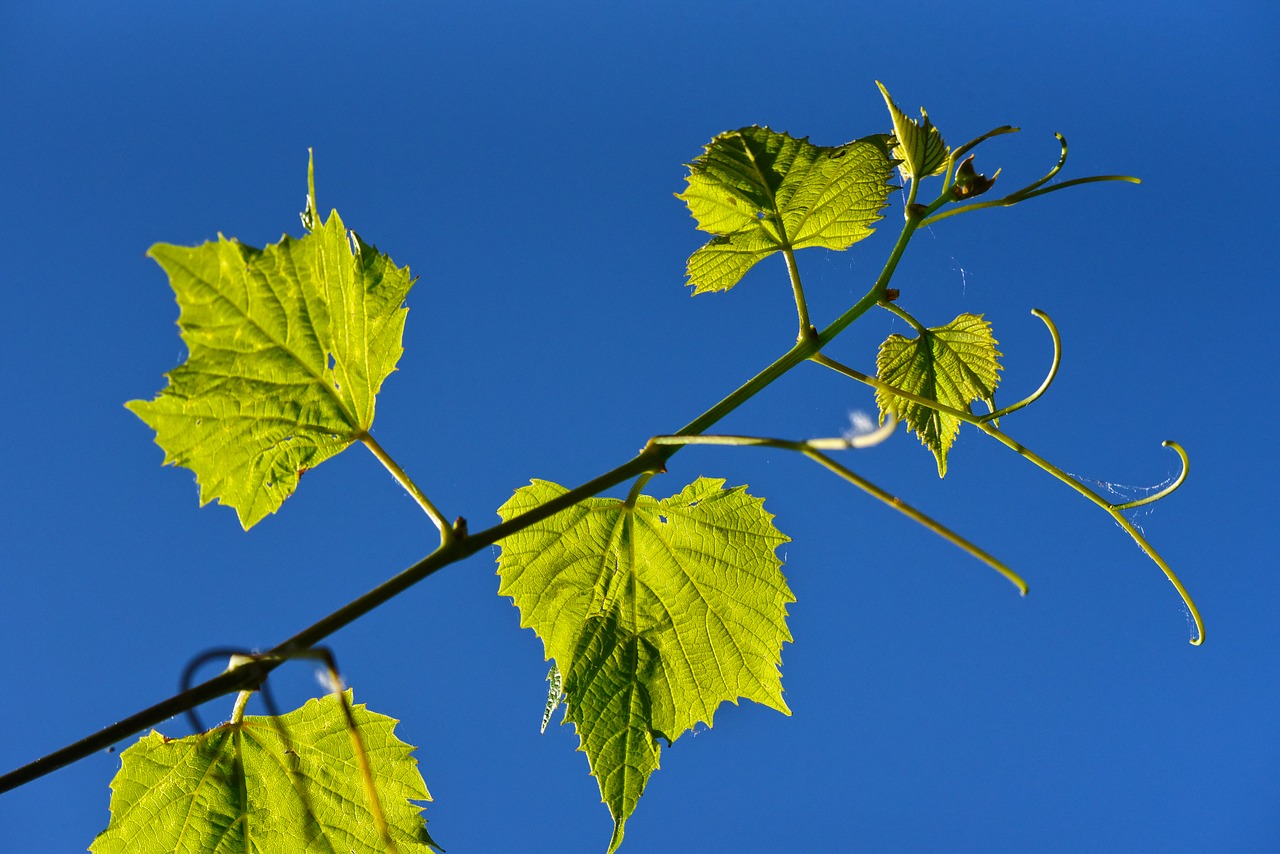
(648, 433, 1027, 595)
(358, 431, 453, 545)
(813, 192, 941, 350)
(624, 472, 655, 508)
(921, 175, 1140, 227)
(782, 247, 813, 338)
(810, 353, 1203, 644)
(880, 299, 928, 334)
(930, 129, 1138, 228)
(730, 130, 812, 339)
(230, 690, 253, 724)
(3, 179, 935, 791)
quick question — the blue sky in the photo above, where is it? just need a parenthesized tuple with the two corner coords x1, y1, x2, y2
(2, 2, 1278, 851)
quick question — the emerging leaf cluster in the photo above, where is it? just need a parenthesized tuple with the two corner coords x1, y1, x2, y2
(877, 80, 950, 182)
(496, 478, 792, 852)
(678, 126, 895, 293)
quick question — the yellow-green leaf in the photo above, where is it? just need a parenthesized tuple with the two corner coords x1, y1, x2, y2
(875, 313, 1001, 476)
(678, 126, 895, 293)
(877, 81, 949, 182)
(91, 692, 438, 854)
(127, 165, 413, 529)
(496, 477, 792, 852)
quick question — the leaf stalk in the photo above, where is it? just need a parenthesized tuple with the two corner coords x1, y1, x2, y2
(358, 431, 453, 545)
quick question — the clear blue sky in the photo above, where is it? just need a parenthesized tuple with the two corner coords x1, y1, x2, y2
(3, 2, 1278, 851)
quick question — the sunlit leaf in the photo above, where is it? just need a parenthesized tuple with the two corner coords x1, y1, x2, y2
(127, 165, 413, 529)
(875, 313, 1001, 476)
(91, 692, 438, 853)
(877, 81, 949, 182)
(496, 477, 792, 852)
(678, 126, 895, 293)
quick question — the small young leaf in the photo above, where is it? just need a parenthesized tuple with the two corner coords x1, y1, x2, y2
(541, 663, 564, 734)
(875, 313, 1002, 476)
(91, 692, 438, 853)
(877, 81, 949, 182)
(678, 126, 895, 293)
(496, 477, 793, 852)
(127, 175, 413, 529)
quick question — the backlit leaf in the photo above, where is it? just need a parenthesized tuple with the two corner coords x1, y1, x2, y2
(127, 164, 413, 529)
(877, 81, 949, 182)
(678, 126, 895, 293)
(875, 313, 1001, 476)
(91, 692, 438, 854)
(496, 477, 793, 852)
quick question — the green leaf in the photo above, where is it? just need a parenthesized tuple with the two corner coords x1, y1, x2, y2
(127, 171, 413, 529)
(495, 477, 793, 852)
(877, 81, 949, 182)
(678, 126, 895, 293)
(875, 313, 1002, 477)
(91, 692, 438, 854)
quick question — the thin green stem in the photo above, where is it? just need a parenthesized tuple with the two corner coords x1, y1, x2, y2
(230, 690, 252, 725)
(649, 433, 1026, 595)
(810, 353, 1203, 644)
(879, 299, 928, 334)
(1, 196, 929, 792)
(670, 202, 924, 442)
(921, 175, 1139, 228)
(800, 448, 1027, 595)
(358, 431, 452, 544)
(815, 196, 936, 348)
(782, 247, 813, 338)
(624, 472, 655, 508)
(729, 130, 811, 339)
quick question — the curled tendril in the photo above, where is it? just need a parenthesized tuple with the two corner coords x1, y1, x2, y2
(980, 309, 1062, 422)
(178, 645, 399, 848)
(1110, 441, 1189, 510)
(943, 125, 1021, 191)
(807, 352, 1203, 644)
(927, 132, 1140, 227)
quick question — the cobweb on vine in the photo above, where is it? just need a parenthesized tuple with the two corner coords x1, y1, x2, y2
(1065, 470, 1179, 535)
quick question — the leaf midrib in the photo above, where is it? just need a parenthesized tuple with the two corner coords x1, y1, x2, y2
(169, 240, 361, 438)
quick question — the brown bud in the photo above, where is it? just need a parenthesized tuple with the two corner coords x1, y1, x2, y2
(953, 155, 998, 199)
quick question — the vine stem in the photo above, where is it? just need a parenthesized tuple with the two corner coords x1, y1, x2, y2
(810, 352, 1203, 644)
(2, 185, 929, 793)
(358, 431, 452, 544)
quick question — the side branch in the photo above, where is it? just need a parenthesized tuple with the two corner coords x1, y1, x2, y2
(3, 192, 929, 793)
(649, 432, 1027, 595)
(810, 353, 1204, 644)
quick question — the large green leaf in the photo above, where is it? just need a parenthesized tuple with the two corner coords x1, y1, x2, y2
(496, 477, 793, 852)
(127, 173, 412, 529)
(91, 692, 438, 853)
(875, 313, 1002, 477)
(678, 126, 895, 293)
(877, 81, 949, 182)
